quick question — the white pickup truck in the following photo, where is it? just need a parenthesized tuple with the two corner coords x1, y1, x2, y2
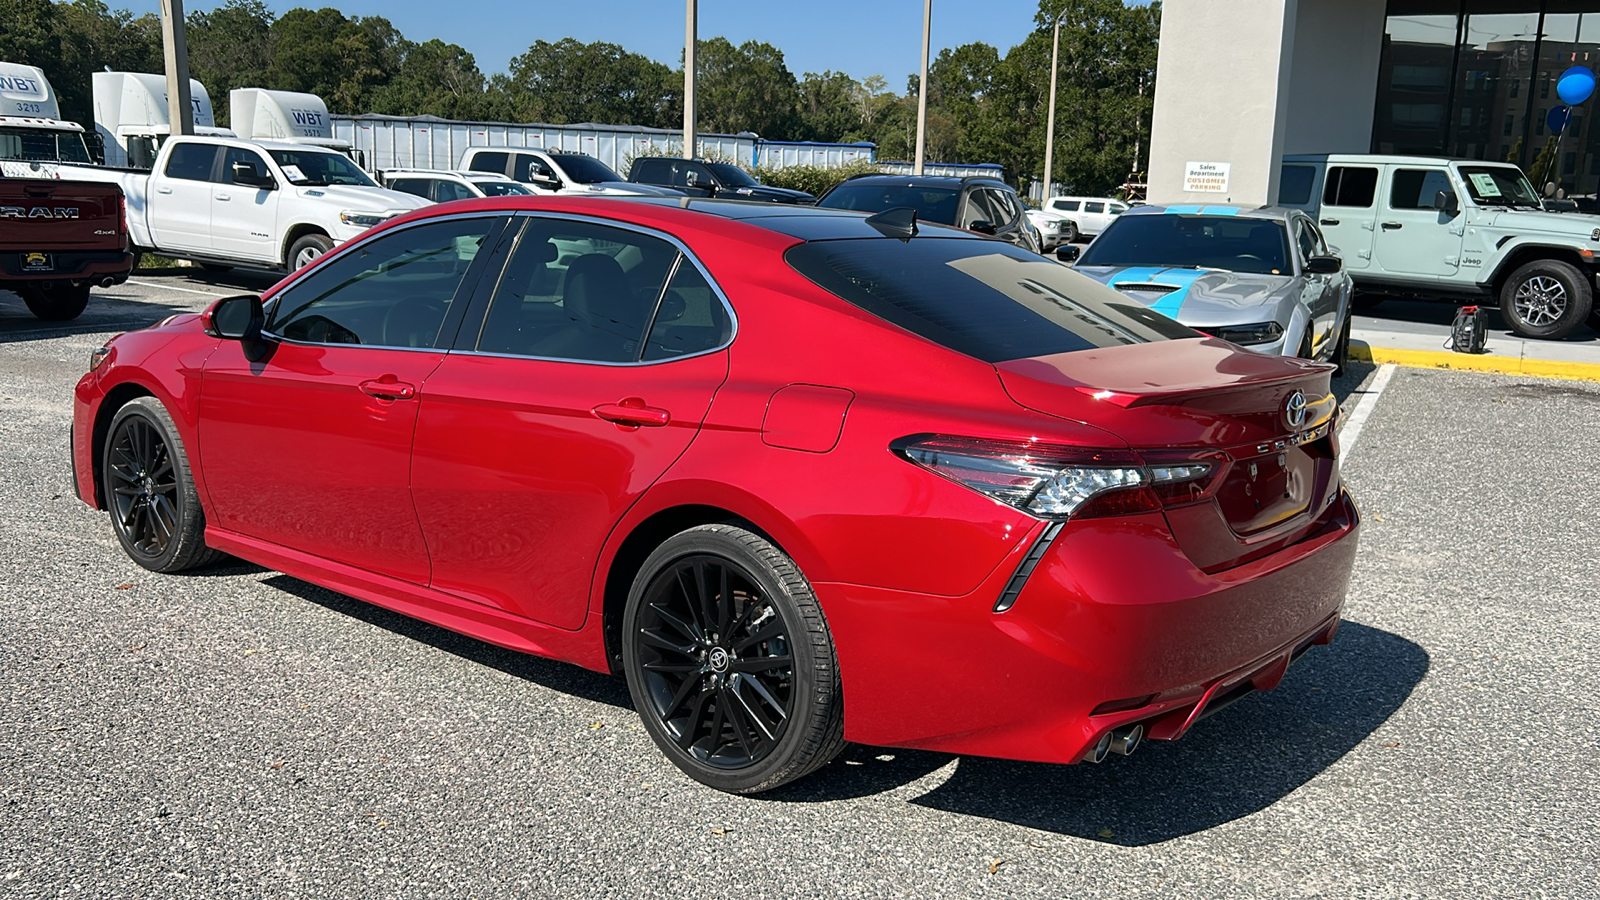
(64, 135, 428, 271)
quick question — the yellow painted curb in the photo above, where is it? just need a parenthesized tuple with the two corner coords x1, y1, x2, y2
(1348, 340, 1600, 383)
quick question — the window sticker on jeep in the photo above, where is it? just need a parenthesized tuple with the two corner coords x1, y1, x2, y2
(1469, 173, 1502, 197)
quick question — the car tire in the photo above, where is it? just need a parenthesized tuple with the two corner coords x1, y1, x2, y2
(622, 523, 845, 794)
(1333, 312, 1352, 376)
(20, 283, 91, 321)
(1499, 259, 1592, 339)
(103, 397, 223, 573)
(1061, 221, 1079, 243)
(288, 233, 335, 271)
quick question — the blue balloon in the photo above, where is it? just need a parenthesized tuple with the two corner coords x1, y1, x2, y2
(1557, 66, 1595, 105)
(1548, 105, 1571, 134)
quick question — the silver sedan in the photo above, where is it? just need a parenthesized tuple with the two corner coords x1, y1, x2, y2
(1063, 205, 1353, 371)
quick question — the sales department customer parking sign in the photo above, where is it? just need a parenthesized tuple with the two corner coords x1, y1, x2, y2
(1184, 161, 1230, 193)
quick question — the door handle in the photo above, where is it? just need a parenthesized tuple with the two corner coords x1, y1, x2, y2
(592, 399, 671, 427)
(156, 187, 173, 194)
(215, 193, 231, 201)
(1381, 222, 1402, 230)
(359, 379, 417, 401)
(1320, 218, 1340, 226)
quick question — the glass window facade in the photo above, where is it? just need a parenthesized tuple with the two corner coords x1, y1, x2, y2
(1375, 0, 1600, 208)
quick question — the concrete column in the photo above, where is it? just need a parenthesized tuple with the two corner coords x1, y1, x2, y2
(159, 0, 194, 137)
(1147, 0, 1388, 208)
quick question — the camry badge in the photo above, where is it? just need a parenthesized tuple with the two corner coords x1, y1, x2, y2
(1285, 390, 1308, 430)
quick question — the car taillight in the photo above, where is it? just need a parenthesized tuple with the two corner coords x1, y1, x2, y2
(118, 192, 127, 235)
(891, 435, 1218, 520)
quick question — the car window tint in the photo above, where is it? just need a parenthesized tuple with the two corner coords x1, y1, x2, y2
(1084, 201, 1106, 214)
(1279, 165, 1316, 205)
(817, 182, 962, 224)
(643, 260, 732, 361)
(476, 219, 679, 362)
(635, 158, 667, 183)
(436, 181, 474, 202)
(1295, 220, 1316, 261)
(1051, 200, 1080, 212)
(1076, 214, 1292, 276)
(960, 191, 996, 228)
(270, 216, 498, 348)
(786, 238, 1196, 364)
(221, 146, 269, 184)
(468, 151, 508, 175)
(1390, 168, 1454, 210)
(388, 179, 429, 200)
(163, 143, 217, 181)
(990, 189, 1020, 224)
(1323, 166, 1378, 207)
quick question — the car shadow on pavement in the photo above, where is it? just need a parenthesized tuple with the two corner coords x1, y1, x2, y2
(260, 574, 633, 710)
(0, 287, 192, 343)
(767, 622, 1428, 846)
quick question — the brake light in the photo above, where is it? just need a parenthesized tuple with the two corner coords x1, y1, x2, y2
(892, 435, 1217, 520)
(118, 192, 126, 235)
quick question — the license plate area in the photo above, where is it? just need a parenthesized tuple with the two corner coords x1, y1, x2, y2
(20, 252, 54, 272)
(1215, 444, 1316, 536)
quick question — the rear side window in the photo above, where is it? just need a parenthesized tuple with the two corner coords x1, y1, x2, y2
(476, 218, 681, 363)
(163, 143, 217, 181)
(786, 238, 1195, 364)
(467, 151, 509, 175)
(1084, 201, 1106, 214)
(388, 178, 429, 200)
(1051, 200, 1081, 212)
(634, 157, 669, 183)
(1323, 166, 1378, 207)
(1279, 165, 1316, 205)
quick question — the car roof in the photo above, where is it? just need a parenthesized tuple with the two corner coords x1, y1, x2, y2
(383, 168, 513, 181)
(1121, 204, 1299, 222)
(835, 174, 1012, 191)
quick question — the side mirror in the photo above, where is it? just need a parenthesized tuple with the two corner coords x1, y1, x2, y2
(530, 169, 559, 188)
(1305, 255, 1342, 274)
(969, 219, 997, 235)
(1433, 190, 1459, 216)
(1055, 244, 1081, 263)
(232, 161, 273, 189)
(204, 294, 273, 361)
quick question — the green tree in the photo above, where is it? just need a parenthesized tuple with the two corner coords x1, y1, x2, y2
(264, 8, 400, 113)
(186, 0, 275, 125)
(502, 38, 677, 127)
(0, 0, 66, 113)
(797, 70, 860, 142)
(695, 37, 800, 138)
(370, 39, 486, 119)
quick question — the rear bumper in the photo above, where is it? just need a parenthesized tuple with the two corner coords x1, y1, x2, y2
(0, 249, 133, 284)
(817, 488, 1360, 764)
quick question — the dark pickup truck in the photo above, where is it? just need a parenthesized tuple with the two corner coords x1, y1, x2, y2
(628, 157, 815, 204)
(1, 179, 133, 321)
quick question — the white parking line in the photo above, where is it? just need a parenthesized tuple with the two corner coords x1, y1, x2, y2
(1338, 363, 1396, 458)
(125, 279, 232, 297)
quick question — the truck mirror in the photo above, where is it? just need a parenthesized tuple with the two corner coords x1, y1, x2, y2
(232, 161, 273, 189)
(1433, 190, 1459, 216)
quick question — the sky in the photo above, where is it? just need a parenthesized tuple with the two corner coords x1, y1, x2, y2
(125, 0, 1052, 86)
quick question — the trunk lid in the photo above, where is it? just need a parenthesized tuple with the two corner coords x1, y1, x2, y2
(996, 337, 1342, 571)
(0, 179, 124, 252)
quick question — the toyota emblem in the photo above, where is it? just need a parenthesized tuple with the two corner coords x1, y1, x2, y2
(1284, 390, 1308, 430)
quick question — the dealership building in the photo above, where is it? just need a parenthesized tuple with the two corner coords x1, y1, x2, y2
(1149, 0, 1600, 207)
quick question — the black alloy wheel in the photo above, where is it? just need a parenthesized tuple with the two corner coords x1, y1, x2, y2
(623, 524, 844, 793)
(103, 398, 221, 573)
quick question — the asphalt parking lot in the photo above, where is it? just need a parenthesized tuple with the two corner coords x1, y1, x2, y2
(3, 275, 1597, 898)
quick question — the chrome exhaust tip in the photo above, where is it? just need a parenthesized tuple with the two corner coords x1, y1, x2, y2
(1086, 731, 1113, 764)
(1109, 724, 1144, 757)
(99, 276, 116, 288)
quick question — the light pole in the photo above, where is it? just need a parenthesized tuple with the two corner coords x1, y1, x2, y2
(683, 0, 697, 160)
(1041, 13, 1063, 202)
(159, 0, 193, 136)
(914, 0, 931, 175)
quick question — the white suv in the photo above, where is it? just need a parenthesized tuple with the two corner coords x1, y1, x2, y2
(458, 147, 683, 197)
(381, 169, 533, 202)
(1042, 196, 1131, 241)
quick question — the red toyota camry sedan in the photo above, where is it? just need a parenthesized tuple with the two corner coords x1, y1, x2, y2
(72, 196, 1358, 793)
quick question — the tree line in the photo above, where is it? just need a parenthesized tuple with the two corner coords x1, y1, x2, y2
(0, 0, 1158, 195)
